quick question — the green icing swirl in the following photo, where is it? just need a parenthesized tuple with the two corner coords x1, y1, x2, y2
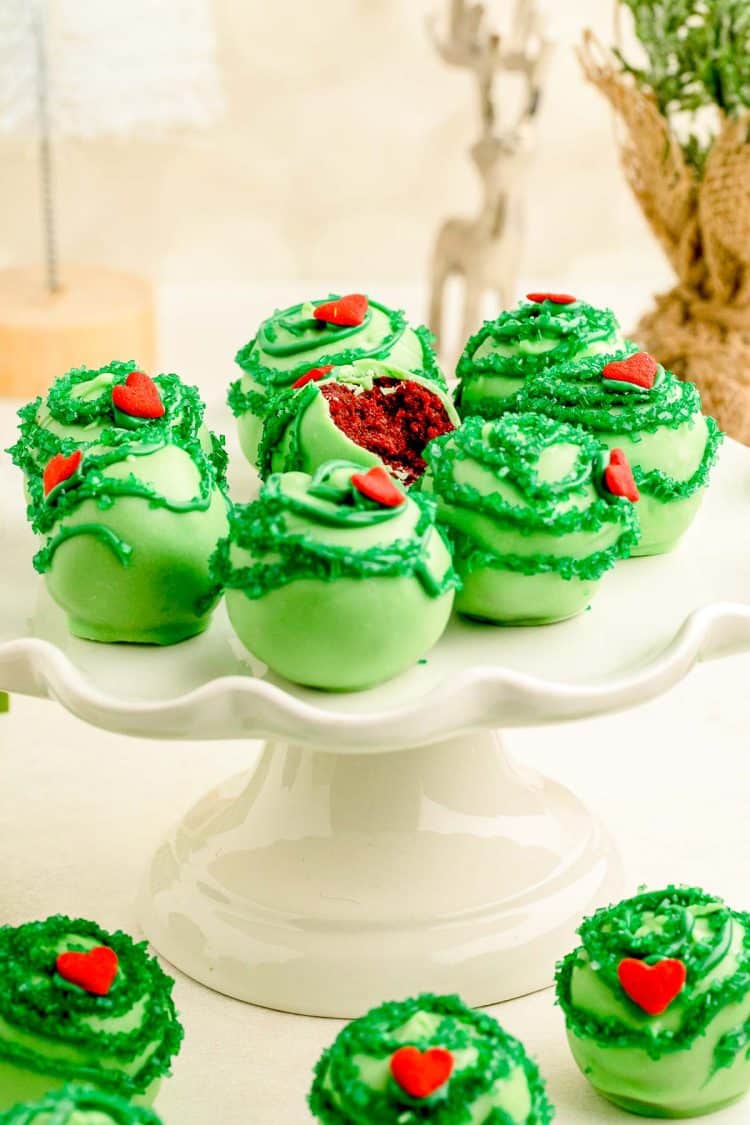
(0, 916, 183, 1098)
(556, 886, 750, 1061)
(229, 295, 444, 420)
(516, 355, 724, 502)
(519, 355, 697, 434)
(33, 525, 133, 573)
(211, 460, 459, 601)
(455, 300, 622, 417)
(43, 362, 140, 428)
(422, 413, 639, 581)
(7, 364, 228, 577)
(308, 993, 554, 1125)
(0, 1084, 163, 1124)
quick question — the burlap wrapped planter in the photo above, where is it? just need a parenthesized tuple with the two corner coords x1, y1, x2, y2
(580, 33, 750, 444)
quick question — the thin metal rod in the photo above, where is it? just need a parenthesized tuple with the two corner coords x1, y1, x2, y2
(31, 1, 59, 294)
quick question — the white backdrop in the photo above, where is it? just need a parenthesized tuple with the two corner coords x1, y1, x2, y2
(0, 0, 669, 294)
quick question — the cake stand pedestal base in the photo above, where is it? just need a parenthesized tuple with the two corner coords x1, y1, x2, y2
(138, 730, 622, 1017)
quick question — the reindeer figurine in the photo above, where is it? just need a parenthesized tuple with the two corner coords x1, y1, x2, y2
(427, 1, 551, 355)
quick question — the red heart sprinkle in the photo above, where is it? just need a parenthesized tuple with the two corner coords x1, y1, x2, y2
(618, 957, 687, 1015)
(526, 292, 577, 305)
(604, 448, 639, 502)
(603, 352, 658, 390)
(292, 364, 334, 390)
(351, 466, 405, 508)
(43, 450, 82, 496)
(111, 371, 165, 420)
(56, 945, 119, 996)
(390, 1046, 454, 1099)
(313, 294, 368, 327)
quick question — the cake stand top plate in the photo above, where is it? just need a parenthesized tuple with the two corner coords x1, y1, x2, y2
(1, 429, 749, 752)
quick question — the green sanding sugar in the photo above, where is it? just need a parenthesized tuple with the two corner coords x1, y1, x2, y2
(0, 915, 183, 1097)
(211, 460, 459, 602)
(7, 365, 229, 576)
(44, 362, 140, 427)
(517, 354, 723, 502)
(309, 992, 554, 1125)
(455, 298, 623, 417)
(232, 296, 444, 402)
(0, 1083, 163, 1123)
(422, 412, 639, 581)
(556, 886, 750, 1059)
(519, 354, 699, 434)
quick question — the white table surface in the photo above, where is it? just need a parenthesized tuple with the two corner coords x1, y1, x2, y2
(1, 281, 749, 1123)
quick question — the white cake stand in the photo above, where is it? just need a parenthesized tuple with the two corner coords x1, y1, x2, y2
(1, 438, 750, 1018)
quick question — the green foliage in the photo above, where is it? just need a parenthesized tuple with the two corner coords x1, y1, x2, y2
(615, 0, 750, 168)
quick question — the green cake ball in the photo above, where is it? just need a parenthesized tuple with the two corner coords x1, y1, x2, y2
(0, 916, 183, 1112)
(229, 293, 445, 469)
(9, 361, 222, 481)
(0, 1084, 163, 1124)
(213, 460, 458, 691)
(309, 992, 554, 1125)
(517, 351, 723, 557)
(557, 885, 750, 1118)
(254, 359, 458, 485)
(9, 363, 229, 645)
(421, 412, 639, 625)
(455, 292, 623, 419)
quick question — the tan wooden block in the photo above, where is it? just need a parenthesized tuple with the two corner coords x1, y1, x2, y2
(0, 265, 156, 397)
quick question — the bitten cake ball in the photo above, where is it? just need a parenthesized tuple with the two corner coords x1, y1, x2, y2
(212, 460, 458, 691)
(254, 359, 457, 485)
(455, 292, 623, 419)
(309, 992, 554, 1124)
(0, 1084, 163, 1124)
(557, 885, 750, 1118)
(0, 915, 183, 1111)
(8, 362, 229, 644)
(229, 293, 445, 468)
(518, 350, 723, 556)
(421, 412, 639, 625)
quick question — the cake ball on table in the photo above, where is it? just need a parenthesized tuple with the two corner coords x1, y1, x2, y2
(254, 359, 458, 484)
(455, 292, 623, 419)
(556, 885, 750, 1118)
(518, 350, 723, 556)
(9, 363, 229, 644)
(212, 460, 458, 691)
(421, 412, 640, 625)
(229, 292, 445, 468)
(0, 1085, 163, 1124)
(309, 992, 554, 1124)
(0, 916, 183, 1111)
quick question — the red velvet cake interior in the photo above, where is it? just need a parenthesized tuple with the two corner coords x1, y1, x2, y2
(321, 377, 454, 485)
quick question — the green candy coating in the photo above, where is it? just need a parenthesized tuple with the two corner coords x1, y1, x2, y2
(309, 992, 554, 1124)
(229, 295, 444, 468)
(421, 412, 639, 625)
(0, 1083, 162, 1124)
(455, 298, 623, 418)
(0, 916, 182, 1112)
(516, 355, 723, 556)
(212, 460, 458, 691)
(255, 360, 459, 483)
(8, 363, 229, 645)
(556, 886, 750, 1118)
